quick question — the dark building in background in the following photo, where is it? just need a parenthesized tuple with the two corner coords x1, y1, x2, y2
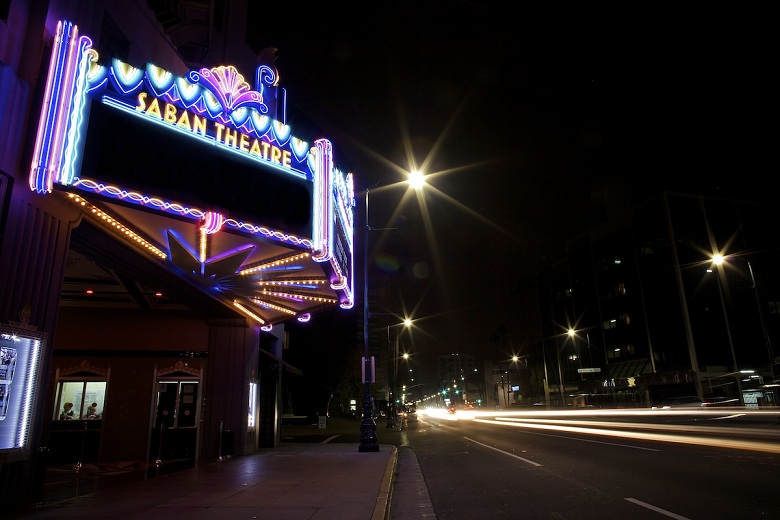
(539, 190, 779, 407)
(436, 353, 477, 408)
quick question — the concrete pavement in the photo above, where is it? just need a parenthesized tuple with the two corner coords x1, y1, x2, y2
(4, 416, 435, 520)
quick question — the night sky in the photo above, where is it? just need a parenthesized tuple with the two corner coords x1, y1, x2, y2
(247, 3, 773, 388)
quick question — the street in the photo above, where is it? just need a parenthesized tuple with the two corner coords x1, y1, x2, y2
(393, 408, 780, 519)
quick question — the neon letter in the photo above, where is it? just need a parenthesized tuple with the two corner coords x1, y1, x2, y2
(136, 92, 148, 111)
(163, 102, 178, 124)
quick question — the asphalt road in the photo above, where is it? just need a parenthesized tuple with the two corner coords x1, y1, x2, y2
(406, 410, 779, 520)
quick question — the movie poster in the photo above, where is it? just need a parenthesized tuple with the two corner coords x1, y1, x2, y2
(0, 327, 44, 454)
(0, 346, 17, 421)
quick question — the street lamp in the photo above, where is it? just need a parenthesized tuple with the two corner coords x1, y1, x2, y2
(567, 329, 582, 379)
(359, 172, 425, 452)
(495, 357, 522, 408)
(568, 328, 597, 381)
(711, 254, 777, 399)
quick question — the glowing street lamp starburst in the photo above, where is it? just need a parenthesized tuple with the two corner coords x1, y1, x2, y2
(408, 170, 426, 190)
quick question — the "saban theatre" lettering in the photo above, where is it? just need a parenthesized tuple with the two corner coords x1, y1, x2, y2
(135, 92, 292, 168)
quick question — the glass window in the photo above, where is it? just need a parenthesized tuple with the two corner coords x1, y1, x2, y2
(54, 380, 106, 420)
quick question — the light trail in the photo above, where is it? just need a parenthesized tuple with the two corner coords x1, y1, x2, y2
(492, 417, 780, 440)
(421, 406, 780, 420)
(471, 417, 780, 454)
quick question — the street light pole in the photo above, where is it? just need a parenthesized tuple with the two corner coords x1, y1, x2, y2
(541, 339, 551, 408)
(359, 188, 379, 452)
(386, 325, 401, 429)
(569, 329, 584, 380)
(386, 324, 394, 428)
(586, 332, 592, 371)
(712, 259, 744, 406)
(556, 343, 566, 406)
(371, 316, 409, 429)
(748, 261, 776, 384)
(359, 171, 425, 450)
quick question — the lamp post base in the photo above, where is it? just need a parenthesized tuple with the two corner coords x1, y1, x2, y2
(359, 416, 379, 452)
(359, 381, 379, 452)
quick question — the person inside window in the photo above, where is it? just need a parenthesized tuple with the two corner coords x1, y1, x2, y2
(85, 402, 100, 419)
(60, 402, 75, 420)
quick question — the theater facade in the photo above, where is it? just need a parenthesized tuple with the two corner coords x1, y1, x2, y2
(0, 2, 355, 509)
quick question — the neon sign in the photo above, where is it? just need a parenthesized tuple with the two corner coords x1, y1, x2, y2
(28, 20, 355, 315)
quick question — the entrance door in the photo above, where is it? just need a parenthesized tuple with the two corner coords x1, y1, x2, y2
(152, 379, 199, 467)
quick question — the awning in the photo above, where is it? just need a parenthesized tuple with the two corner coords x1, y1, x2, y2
(608, 359, 651, 379)
(259, 348, 303, 376)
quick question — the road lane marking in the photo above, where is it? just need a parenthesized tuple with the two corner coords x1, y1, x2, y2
(625, 498, 691, 519)
(504, 428, 661, 451)
(463, 437, 543, 466)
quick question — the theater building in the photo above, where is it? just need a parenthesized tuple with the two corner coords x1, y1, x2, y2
(0, 1, 356, 509)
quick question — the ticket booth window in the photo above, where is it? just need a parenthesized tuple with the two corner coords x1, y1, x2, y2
(53, 380, 106, 421)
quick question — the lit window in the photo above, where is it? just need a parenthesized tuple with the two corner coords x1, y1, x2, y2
(54, 380, 106, 420)
(248, 382, 257, 429)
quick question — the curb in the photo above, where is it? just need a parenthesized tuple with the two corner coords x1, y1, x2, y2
(373, 445, 398, 520)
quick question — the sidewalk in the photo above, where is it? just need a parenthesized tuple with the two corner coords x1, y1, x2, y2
(4, 416, 432, 520)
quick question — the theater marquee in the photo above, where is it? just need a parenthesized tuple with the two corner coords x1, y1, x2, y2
(28, 20, 355, 323)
